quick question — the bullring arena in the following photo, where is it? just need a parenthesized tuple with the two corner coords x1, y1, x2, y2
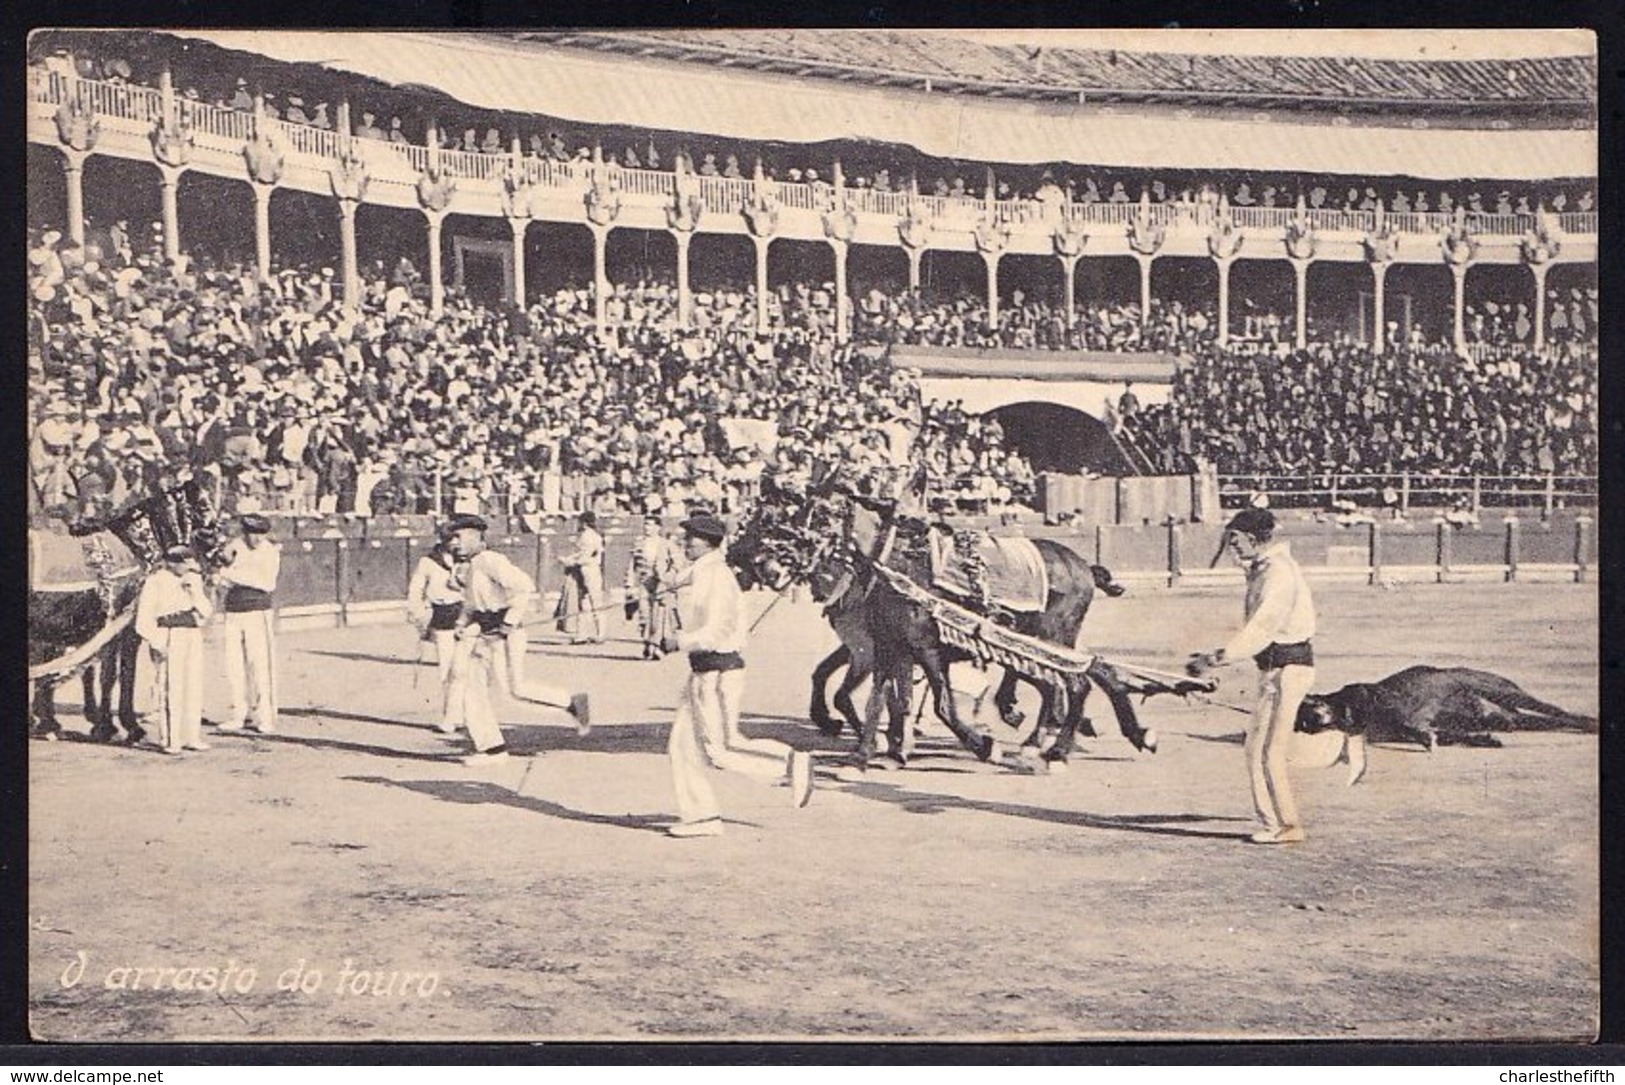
(26, 29, 1599, 1043)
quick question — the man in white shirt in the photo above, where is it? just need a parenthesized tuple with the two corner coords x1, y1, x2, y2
(665, 515, 811, 838)
(136, 546, 215, 754)
(407, 532, 465, 732)
(213, 513, 281, 734)
(559, 511, 605, 644)
(442, 514, 590, 766)
(1188, 509, 1317, 844)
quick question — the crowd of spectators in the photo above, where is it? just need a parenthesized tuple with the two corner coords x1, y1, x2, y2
(855, 291, 1221, 353)
(26, 210, 1597, 530)
(26, 225, 1038, 524)
(1119, 306, 1598, 479)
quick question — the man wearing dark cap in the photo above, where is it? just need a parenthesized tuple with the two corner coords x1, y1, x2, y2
(214, 513, 281, 734)
(442, 514, 590, 766)
(1188, 508, 1317, 844)
(665, 514, 812, 838)
(135, 545, 215, 754)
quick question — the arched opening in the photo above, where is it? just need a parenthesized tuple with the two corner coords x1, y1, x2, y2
(1384, 263, 1454, 348)
(27, 144, 66, 231)
(1304, 261, 1368, 345)
(606, 226, 677, 289)
(1149, 255, 1217, 319)
(849, 243, 908, 299)
(1462, 262, 1535, 349)
(266, 187, 340, 273)
(919, 249, 982, 304)
(79, 155, 162, 254)
(355, 203, 427, 287)
(1075, 255, 1138, 313)
(175, 171, 249, 268)
(529, 220, 593, 296)
(984, 401, 1129, 476)
(998, 253, 1061, 309)
(768, 237, 834, 292)
(1229, 258, 1295, 345)
(688, 233, 753, 295)
(442, 212, 515, 308)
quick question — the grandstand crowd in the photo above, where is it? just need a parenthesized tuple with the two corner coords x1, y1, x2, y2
(27, 226, 1043, 521)
(28, 212, 1597, 528)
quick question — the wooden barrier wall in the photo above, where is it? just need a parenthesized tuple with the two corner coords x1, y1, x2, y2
(262, 512, 1592, 630)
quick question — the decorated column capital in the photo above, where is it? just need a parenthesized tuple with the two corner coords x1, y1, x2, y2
(584, 147, 622, 228)
(1519, 207, 1563, 266)
(1053, 218, 1088, 260)
(973, 213, 1011, 257)
(1285, 195, 1317, 262)
(1127, 195, 1166, 258)
(53, 96, 100, 155)
(1202, 194, 1242, 261)
(821, 206, 856, 244)
(416, 168, 458, 216)
(1441, 205, 1478, 268)
(743, 159, 779, 238)
(328, 143, 370, 205)
(243, 111, 285, 188)
(898, 201, 934, 251)
(500, 151, 536, 221)
(1362, 211, 1401, 266)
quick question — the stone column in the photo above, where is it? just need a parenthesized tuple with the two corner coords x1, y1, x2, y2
(984, 251, 1001, 330)
(1214, 256, 1233, 347)
(674, 230, 692, 330)
(62, 152, 88, 246)
(508, 216, 528, 308)
(1531, 261, 1549, 351)
(831, 239, 850, 343)
(752, 234, 771, 336)
(907, 248, 923, 292)
(158, 165, 183, 262)
(1451, 262, 1468, 356)
(1291, 257, 1311, 349)
(1060, 256, 1078, 329)
(339, 199, 360, 309)
(426, 210, 445, 317)
(1371, 260, 1389, 355)
(253, 182, 274, 281)
(1136, 254, 1154, 328)
(591, 224, 610, 337)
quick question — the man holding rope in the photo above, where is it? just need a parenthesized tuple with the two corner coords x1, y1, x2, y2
(1188, 508, 1317, 845)
(442, 514, 591, 766)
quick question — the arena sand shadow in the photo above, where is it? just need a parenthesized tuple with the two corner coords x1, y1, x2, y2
(344, 774, 707, 835)
(835, 775, 1251, 840)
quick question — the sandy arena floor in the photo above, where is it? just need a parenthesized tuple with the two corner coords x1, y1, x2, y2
(28, 580, 1598, 1042)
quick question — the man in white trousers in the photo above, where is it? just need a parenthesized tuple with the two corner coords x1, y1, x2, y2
(442, 514, 591, 766)
(1187, 508, 1318, 845)
(136, 545, 215, 754)
(214, 513, 280, 734)
(666, 514, 812, 838)
(407, 532, 466, 732)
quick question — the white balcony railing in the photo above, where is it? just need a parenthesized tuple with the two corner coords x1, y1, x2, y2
(28, 68, 1600, 244)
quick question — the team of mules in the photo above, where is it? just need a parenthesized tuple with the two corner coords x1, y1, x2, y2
(728, 476, 1159, 772)
(29, 478, 223, 743)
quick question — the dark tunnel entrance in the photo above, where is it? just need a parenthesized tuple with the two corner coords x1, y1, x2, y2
(983, 402, 1132, 476)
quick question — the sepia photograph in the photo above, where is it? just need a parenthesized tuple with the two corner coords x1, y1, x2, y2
(23, 27, 1599, 1043)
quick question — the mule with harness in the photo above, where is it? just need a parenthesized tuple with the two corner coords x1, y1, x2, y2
(731, 477, 1212, 772)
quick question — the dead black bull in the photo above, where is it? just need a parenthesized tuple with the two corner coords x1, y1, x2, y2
(1295, 665, 1597, 784)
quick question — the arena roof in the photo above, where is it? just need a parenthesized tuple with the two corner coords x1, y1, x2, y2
(156, 30, 1598, 179)
(515, 30, 1596, 114)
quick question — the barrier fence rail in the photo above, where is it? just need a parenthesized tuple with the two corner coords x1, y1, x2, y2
(1218, 473, 1597, 514)
(208, 508, 1596, 633)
